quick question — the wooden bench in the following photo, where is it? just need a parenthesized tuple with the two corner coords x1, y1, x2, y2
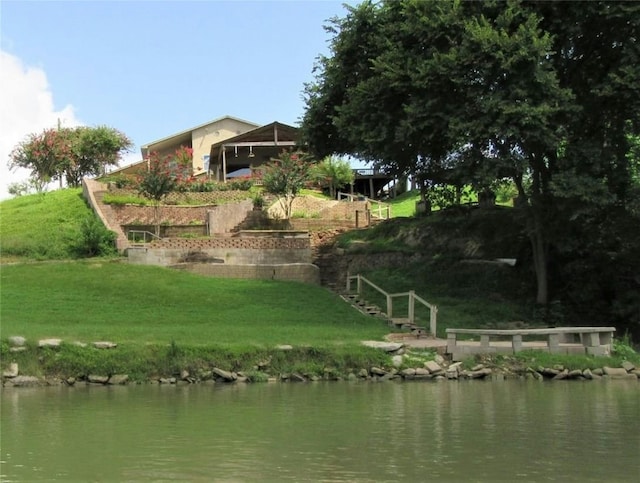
(446, 327, 615, 361)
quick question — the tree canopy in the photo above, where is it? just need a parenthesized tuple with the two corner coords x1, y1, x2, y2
(9, 125, 133, 188)
(302, 0, 640, 333)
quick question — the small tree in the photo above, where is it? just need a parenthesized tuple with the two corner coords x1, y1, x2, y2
(137, 147, 193, 237)
(261, 150, 314, 219)
(312, 156, 354, 199)
(9, 125, 133, 189)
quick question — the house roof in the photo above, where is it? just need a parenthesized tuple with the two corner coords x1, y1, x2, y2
(209, 121, 301, 160)
(140, 114, 260, 155)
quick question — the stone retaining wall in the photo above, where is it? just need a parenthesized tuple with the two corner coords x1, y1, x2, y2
(173, 263, 320, 284)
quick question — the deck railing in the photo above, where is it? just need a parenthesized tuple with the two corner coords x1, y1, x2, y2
(337, 192, 391, 220)
(346, 273, 437, 336)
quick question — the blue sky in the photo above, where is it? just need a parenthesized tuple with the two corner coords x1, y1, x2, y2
(0, 0, 355, 199)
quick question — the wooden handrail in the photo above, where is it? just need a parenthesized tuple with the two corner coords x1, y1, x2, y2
(347, 273, 437, 336)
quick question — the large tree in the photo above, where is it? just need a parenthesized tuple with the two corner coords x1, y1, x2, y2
(9, 125, 132, 188)
(302, 0, 640, 309)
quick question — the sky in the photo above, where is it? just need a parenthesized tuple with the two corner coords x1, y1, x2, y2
(0, 0, 355, 200)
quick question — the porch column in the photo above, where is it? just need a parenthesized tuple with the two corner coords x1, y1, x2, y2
(222, 147, 227, 182)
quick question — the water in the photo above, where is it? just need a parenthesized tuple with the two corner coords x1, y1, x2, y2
(1, 380, 638, 482)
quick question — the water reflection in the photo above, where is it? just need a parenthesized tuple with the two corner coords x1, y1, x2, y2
(1, 381, 638, 482)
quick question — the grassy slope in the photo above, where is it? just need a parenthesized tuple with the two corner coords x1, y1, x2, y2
(0, 261, 389, 346)
(0, 188, 92, 260)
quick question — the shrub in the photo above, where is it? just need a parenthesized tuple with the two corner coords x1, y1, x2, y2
(227, 178, 253, 191)
(74, 216, 117, 257)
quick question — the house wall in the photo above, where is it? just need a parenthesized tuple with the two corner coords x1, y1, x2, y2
(191, 118, 257, 174)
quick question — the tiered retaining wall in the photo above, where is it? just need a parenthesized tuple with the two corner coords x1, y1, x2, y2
(128, 234, 312, 267)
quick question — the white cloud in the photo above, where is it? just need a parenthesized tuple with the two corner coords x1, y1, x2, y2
(0, 50, 81, 200)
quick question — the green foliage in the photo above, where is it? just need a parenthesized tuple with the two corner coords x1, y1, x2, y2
(311, 156, 354, 198)
(102, 193, 150, 206)
(9, 125, 132, 188)
(302, 0, 640, 311)
(74, 215, 117, 257)
(261, 150, 315, 219)
(227, 178, 253, 191)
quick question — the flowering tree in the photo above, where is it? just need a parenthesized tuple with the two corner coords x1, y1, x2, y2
(137, 146, 194, 236)
(261, 150, 314, 219)
(9, 125, 132, 189)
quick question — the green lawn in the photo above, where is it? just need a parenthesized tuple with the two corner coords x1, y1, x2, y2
(0, 188, 92, 260)
(1, 261, 389, 347)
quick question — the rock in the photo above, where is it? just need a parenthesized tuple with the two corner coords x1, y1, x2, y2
(592, 368, 604, 376)
(553, 369, 569, 380)
(276, 345, 293, 351)
(448, 362, 463, 371)
(198, 370, 213, 381)
(291, 373, 306, 382)
(93, 341, 117, 349)
(446, 368, 459, 380)
(370, 366, 387, 376)
(180, 370, 190, 380)
(603, 366, 629, 378)
(415, 368, 430, 376)
(424, 361, 443, 374)
(583, 369, 593, 380)
(38, 338, 62, 348)
(347, 373, 357, 381)
(267, 377, 278, 383)
(391, 355, 404, 367)
(434, 354, 445, 365)
(358, 368, 369, 378)
(236, 376, 248, 383)
(471, 364, 485, 371)
(159, 377, 176, 384)
(88, 375, 109, 384)
(542, 367, 560, 377)
(66, 377, 76, 385)
(401, 368, 416, 377)
(568, 370, 583, 379)
(213, 367, 237, 382)
(470, 368, 492, 379)
(621, 361, 636, 372)
(361, 341, 404, 352)
(3, 363, 19, 378)
(73, 341, 87, 348)
(108, 374, 129, 385)
(8, 336, 26, 347)
(6, 375, 43, 387)
(9, 347, 26, 353)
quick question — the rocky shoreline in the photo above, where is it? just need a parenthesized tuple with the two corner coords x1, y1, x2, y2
(2, 336, 638, 388)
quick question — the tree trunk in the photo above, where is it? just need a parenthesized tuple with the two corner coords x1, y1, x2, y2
(530, 225, 548, 305)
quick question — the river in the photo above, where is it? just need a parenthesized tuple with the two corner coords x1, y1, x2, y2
(1, 380, 638, 482)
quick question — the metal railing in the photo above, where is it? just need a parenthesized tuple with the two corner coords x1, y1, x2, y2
(346, 273, 437, 336)
(127, 230, 162, 245)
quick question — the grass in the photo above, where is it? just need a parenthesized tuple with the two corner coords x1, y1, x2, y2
(0, 188, 93, 260)
(0, 261, 390, 347)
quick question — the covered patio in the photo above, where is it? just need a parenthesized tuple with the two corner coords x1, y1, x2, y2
(208, 121, 302, 181)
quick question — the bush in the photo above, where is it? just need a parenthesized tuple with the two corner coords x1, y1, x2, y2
(74, 216, 117, 257)
(227, 178, 253, 191)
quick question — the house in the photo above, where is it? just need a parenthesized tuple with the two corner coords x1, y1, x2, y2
(108, 116, 305, 180)
(208, 121, 302, 181)
(109, 115, 261, 177)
